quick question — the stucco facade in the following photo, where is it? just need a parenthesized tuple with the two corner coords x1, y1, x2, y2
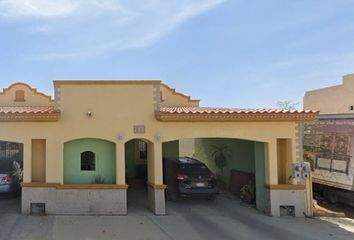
(0, 81, 317, 216)
(304, 73, 354, 114)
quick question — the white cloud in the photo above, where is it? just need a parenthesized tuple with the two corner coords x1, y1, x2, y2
(0, 0, 226, 59)
(0, 0, 79, 18)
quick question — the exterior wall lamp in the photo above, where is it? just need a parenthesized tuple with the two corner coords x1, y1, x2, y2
(155, 133, 161, 142)
(117, 133, 124, 141)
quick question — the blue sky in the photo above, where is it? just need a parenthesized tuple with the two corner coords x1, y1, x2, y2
(0, 0, 354, 108)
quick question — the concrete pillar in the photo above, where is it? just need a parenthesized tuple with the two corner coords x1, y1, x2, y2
(147, 142, 155, 184)
(116, 142, 126, 185)
(153, 141, 163, 185)
(23, 139, 32, 183)
(116, 142, 127, 215)
(265, 140, 278, 185)
(147, 141, 166, 215)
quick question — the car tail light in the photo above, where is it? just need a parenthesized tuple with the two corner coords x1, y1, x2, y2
(1, 175, 13, 182)
(176, 173, 189, 180)
(210, 173, 217, 179)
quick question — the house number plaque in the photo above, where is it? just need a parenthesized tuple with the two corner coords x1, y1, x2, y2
(133, 125, 146, 134)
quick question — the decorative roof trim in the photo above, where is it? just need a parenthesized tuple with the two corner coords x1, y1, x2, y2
(0, 113, 60, 122)
(160, 83, 200, 104)
(0, 106, 60, 122)
(53, 80, 161, 86)
(155, 112, 318, 122)
(0, 82, 54, 102)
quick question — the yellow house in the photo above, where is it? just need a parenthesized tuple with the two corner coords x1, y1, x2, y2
(0, 81, 317, 216)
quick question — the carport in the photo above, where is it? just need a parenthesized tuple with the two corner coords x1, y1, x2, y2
(0, 141, 23, 212)
(162, 138, 266, 211)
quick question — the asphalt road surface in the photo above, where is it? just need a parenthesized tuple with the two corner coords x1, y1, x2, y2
(0, 191, 353, 240)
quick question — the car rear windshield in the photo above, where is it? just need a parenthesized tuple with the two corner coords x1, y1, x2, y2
(0, 159, 13, 172)
(179, 164, 211, 175)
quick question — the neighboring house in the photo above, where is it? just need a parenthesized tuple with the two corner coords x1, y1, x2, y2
(304, 73, 354, 114)
(303, 73, 354, 207)
(0, 81, 317, 216)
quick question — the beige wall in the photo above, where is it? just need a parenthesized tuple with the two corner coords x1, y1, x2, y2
(277, 139, 293, 184)
(31, 139, 46, 182)
(304, 73, 354, 114)
(0, 82, 300, 188)
(160, 84, 199, 107)
(179, 138, 195, 158)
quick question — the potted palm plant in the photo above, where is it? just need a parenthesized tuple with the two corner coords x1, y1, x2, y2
(210, 144, 231, 189)
(240, 180, 255, 204)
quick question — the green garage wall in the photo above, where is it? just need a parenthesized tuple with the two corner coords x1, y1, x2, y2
(162, 140, 179, 159)
(255, 142, 266, 212)
(194, 138, 255, 185)
(64, 138, 116, 184)
(194, 138, 266, 212)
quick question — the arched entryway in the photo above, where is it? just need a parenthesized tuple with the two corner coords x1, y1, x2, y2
(125, 138, 153, 213)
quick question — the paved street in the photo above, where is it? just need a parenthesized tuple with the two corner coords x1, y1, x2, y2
(0, 192, 353, 240)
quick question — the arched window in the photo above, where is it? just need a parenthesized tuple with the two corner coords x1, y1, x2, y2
(15, 90, 25, 102)
(81, 151, 95, 171)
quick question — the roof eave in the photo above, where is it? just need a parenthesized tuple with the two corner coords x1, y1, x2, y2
(53, 80, 162, 86)
(155, 112, 318, 122)
(0, 113, 61, 122)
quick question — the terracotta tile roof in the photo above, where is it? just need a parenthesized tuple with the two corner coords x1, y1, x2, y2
(156, 106, 318, 122)
(0, 106, 60, 122)
(0, 106, 59, 114)
(159, 106, 317, 114)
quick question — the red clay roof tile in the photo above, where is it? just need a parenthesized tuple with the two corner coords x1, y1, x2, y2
(0, 106, 59, 114)
(158, 106, 317, 114)
(156, 106, 318, 122)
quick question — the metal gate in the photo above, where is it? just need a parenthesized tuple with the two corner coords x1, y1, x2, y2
(0, 141, 23, 168)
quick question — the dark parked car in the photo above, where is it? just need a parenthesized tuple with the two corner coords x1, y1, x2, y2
(0, 160, 22, 195)
(163, 157, 219, 201)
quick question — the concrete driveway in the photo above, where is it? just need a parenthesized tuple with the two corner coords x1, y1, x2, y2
(0, 192, 353, 240)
